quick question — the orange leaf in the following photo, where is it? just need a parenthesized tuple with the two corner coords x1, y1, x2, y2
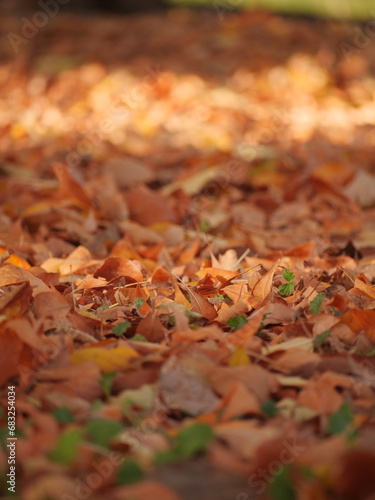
(228, 305, 268, 346)
(0, 264, 50, 296)
(177, 238, 201, 265)
(0, 281, 32, 319)
(188, 288, 218, 320)
(174, 282, 191, 309)
(218, 381, 260, 420)
(151, 266, 173, 283)
(340, 309, 375, 342)
(195, 267, 239, 281)
(252, 260, 279, 300)
(216, 300, 249, 325)
(5, 253, 31, 269)
(350, 274, 375, 300)
(94, 257, 144, 282)
(53, 162, 93, 209)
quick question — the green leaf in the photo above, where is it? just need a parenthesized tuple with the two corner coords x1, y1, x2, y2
(49, 429, 82, 465)
(278, 282, 294, 296)
(52, 406, 75, 424)
(198, 219, 211, 233)
(282, 269, 295, 282)
(87, 420, 123, 448)
(111, 320, 131, 337)
(268, 466, 296, 500)
(315, 330, 331, 346)
(154, 449, 180, 466)
(299, 465, 317, 480)
(101, 372, 117, 398)
(327, 402, 353, 435)
(129, 333, 147, 342)
(134, 297, 144, 309)
(215, 294, 226, 302)
(117, 460, 144, 485)
(176, 423, 214, 458)
(96, 304, 109, 312)
(227, 315, 248, 331)
(91, 400, 102, 411)
(330, 306, 342, 317)
(261, 400, 278, 418)
(310, 293, 325, 315)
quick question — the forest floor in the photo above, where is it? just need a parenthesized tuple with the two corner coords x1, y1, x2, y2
(1, 7, 375, 500)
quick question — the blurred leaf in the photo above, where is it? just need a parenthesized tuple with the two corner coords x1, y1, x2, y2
(176, 423, 214, 458)
(129, 333, 147, 342)
(117, 460, 144, 485)
(315, 330, 331, 346)
(261, 400, 278, 418)
(227, 315, 248, 331)
(49, 429, 82, 465)
(70, 346, 138, 372)
(327, 402, 353, 435)
(101, 372, 117, 398)
(268, 466, 296, 500)
(112, 320, 131, 337)
(87, 420, 123, 448)
(52, 407, 75, 424)
(229, 345, 250, 366)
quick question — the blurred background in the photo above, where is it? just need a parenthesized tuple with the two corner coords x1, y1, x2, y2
(2, 0, 375, 18)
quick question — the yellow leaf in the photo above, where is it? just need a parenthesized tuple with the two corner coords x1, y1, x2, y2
(70, 346, 139, 372)
(228, 346, 250, 366)
(23, 201, 56, 217)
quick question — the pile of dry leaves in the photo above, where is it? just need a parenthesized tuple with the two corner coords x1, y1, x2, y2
(0, 7, 375, 500)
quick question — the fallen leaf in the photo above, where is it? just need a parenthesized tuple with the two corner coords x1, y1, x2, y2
(70, 346, 139, 372)
(340, 309, 375, 342)
(252, 260, 280, 300)
(159, 356, 220, 416)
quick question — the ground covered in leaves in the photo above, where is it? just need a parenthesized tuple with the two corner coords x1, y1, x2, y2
(1, 7, 375, 500)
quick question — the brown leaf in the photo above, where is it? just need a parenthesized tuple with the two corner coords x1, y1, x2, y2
(0, 281, 32, 319)
(159, 356, 220, 416)
(188, 288, 218, 320)
(136, 311, 166, 342)
(0, 323, 23, 386)
(0, 264, 50, 296)
(125, 186, 177, 225)
(53, 162, 93, 209)
(93, 257, 144, 282)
